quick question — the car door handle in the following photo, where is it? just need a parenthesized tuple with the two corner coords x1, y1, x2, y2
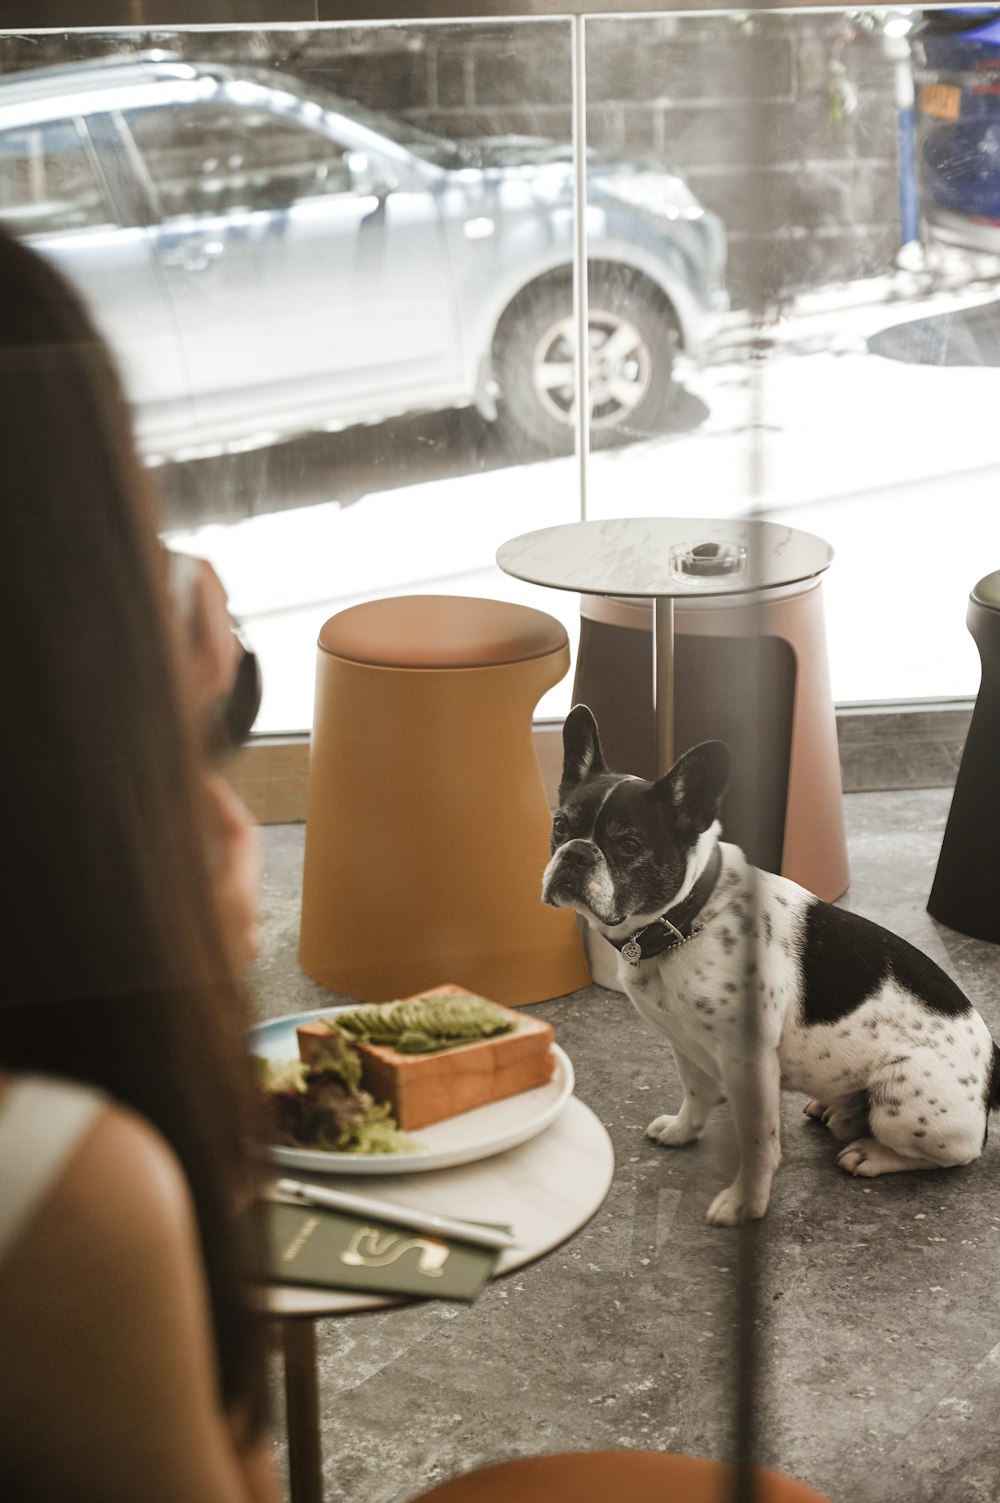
(160, 239, 225, 273)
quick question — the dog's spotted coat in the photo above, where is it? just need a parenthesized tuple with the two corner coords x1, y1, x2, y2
(543, 707, 1000, 1225)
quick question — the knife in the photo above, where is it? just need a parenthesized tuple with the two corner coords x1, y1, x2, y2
(272, 1177, 519, 1252)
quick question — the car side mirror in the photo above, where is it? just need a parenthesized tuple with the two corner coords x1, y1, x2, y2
(347, 151, 396, 201)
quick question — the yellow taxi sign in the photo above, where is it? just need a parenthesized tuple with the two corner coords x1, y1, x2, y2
(919, 83, 961, 122)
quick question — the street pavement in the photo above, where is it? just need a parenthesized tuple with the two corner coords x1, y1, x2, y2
(164, 276, 1000, 734)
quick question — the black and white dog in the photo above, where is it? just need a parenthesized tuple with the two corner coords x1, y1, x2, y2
(543, 705, 1000, 1226)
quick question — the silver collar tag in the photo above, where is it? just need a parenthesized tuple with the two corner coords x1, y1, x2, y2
(620, 914, 687, 966)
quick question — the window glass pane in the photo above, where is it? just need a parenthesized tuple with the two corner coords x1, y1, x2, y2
(584, 11, 998, 707)
(0, 117, 115, 236)
(153, 24, 580, 735)
(2, 15, 995, 726)
(0, 26, 580, 734)
(125, 102, 352, 219)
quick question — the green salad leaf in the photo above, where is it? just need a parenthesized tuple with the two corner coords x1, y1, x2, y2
(251, 1055, 309, 1094)
(252, 1048, 419, 1156)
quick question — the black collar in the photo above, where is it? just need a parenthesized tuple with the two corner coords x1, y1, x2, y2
(608, 845, 723, 966)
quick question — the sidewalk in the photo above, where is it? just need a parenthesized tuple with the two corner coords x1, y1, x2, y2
(166, 273, 1000, 735)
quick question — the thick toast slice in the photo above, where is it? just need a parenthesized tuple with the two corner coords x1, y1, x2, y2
(296, 983, 556, 1130)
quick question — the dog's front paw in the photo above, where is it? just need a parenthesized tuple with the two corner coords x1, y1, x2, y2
(705, 1182, 770, 1227)
(646, 1113, 700, 1147)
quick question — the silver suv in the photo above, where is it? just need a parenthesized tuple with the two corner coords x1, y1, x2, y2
(0, 52, 728, 459)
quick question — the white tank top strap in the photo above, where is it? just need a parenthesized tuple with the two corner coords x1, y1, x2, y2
(0, 1074, 107, 1267)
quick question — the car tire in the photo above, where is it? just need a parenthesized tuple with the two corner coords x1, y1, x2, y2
(492, 266, 679, 456)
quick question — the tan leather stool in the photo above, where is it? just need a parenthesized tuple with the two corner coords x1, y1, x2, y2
(299, 595, 590, 1005)
(408, 1450, 835, 1503)
(573, 582, 849, 903)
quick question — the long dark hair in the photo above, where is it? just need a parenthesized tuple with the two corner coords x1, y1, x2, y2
(0, 231, 268, 1433)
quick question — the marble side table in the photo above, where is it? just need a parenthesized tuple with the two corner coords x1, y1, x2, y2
(263, 1096, 614, 1503)
(497, 517, 833, 774)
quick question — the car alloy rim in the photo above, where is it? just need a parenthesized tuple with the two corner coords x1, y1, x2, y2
(531, 309, 653, 429)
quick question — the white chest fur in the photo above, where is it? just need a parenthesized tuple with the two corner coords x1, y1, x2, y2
(620, 845, 801, 1073)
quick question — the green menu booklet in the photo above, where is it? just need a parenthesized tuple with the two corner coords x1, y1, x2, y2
(263, 1200, 504, 1302)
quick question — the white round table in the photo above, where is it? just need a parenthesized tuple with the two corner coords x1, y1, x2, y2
(264, 1096, 614, 1502)
(497, 517, 832, 773)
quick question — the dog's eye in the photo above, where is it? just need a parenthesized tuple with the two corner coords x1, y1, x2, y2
(552, 813, 569, 839)
(617, 835, 642, 856)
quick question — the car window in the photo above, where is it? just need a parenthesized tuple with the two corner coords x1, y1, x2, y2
(124, 103, 354, 220)
(0, 117, 116, 237)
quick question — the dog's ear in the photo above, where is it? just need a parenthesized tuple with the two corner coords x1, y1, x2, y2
(653, 740, 730, 836)
(559, 704, 607, 802)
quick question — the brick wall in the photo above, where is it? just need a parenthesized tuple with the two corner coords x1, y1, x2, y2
(286, 15, 902, 307)
(4, 13, 903, 307)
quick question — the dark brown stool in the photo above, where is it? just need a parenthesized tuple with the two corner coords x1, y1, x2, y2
(928, 569, 1000, 942)
(573, 583, 849, 902)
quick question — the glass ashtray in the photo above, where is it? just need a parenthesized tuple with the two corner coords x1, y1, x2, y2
(669, 540, 747, 582)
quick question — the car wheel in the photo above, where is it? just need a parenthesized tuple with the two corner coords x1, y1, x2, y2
(493, 268, 679, 455)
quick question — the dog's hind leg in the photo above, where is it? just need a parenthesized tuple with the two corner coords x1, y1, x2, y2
(837, 1139, 943, 1176)
(839, 1052, 984, 1176)
(803, 1092, 869, 1141)
(646, 1047, 724, 1147)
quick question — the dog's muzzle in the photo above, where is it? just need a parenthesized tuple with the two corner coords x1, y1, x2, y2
(542, 839, 600, 906)
(554, 839, 599, 870)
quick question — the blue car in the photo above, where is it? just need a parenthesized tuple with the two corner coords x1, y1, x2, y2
(0, 52, 727, 459)
(912, 8, 1000, 254)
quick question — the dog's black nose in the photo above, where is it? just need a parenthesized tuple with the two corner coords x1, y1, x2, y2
(558, 840, 597, 869)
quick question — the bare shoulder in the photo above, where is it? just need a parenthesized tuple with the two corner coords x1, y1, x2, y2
(2, 1096, 196, 1293)
(0, 1097, 203, 1387)
(52, 1096, 194, 1245)
(0, 1100, 246, 1503)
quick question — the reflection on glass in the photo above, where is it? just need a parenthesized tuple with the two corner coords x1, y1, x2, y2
(584, 11, 998, 707)
(0, 118, 116, 235)
(1, 15, 997, 725)
(125, 102, 356, 217)
(0, 25, 584, 732)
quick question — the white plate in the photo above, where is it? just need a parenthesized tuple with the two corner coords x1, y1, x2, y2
(248, 1006, 574, 1176)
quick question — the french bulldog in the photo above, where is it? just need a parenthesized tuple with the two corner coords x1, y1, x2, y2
(542, 705, 1000, 1226)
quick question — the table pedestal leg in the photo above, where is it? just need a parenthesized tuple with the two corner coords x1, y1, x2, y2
(281, 1319, 324, 1503)
(653, 596, 675, 775)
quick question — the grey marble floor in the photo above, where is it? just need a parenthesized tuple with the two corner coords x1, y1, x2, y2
(253, 788, 1000, 1503)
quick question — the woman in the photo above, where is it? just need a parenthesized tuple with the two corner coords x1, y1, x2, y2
(0, 231, 283, 1501)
